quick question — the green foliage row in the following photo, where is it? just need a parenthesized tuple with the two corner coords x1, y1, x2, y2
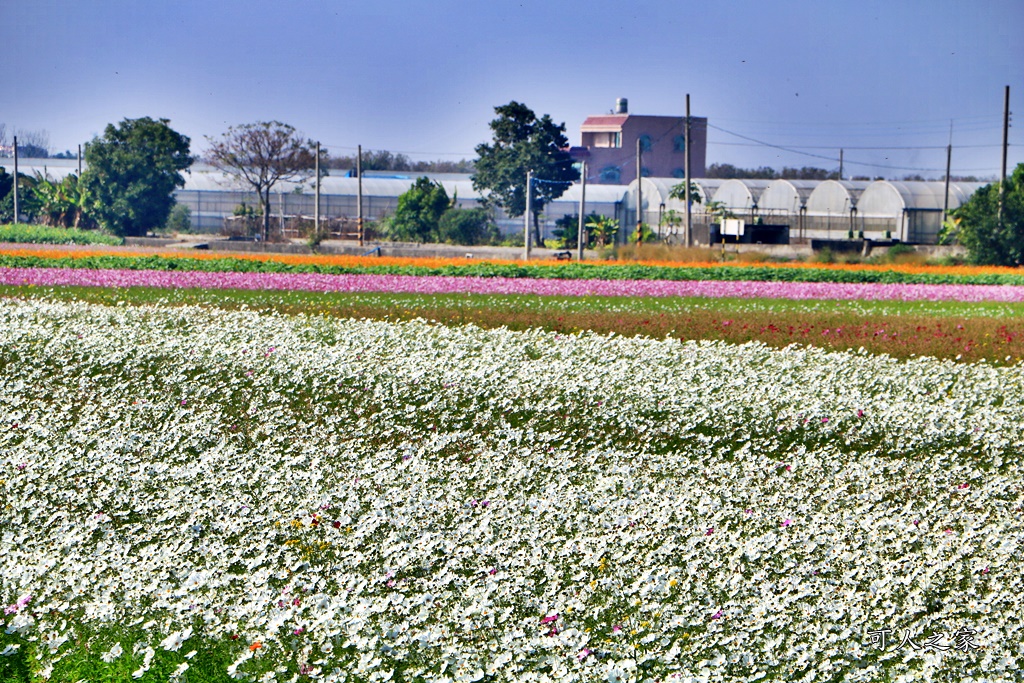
(3, 251, 1024, 284)
(0, 223, 122, 246)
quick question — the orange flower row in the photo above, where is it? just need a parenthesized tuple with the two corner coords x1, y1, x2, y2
(0, 244, 1019, 278)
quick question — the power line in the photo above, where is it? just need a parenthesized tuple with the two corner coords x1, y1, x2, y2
(706, 123, 1003, 173)
(707, 140, 1008, 151)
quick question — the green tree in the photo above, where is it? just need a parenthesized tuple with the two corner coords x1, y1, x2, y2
(0, 171, 39, 224)
(945, 163, 1024, 265)
(33, 173, 91, 228)
(552, 212, 605, 249)
(668, 181, 704, 207)
(585, 215, 619, 248)
(384, 177, 451, 243)
(206, 121, 322, 241)
(0, 166, 14, 211)
(164, 203, 192, 233)
(436, 207, 498, 245)
(472, 101, 579, 247)
(81, 117, 193, 237)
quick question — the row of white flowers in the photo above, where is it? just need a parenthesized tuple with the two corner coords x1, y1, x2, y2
(1, 298, 1021, 682)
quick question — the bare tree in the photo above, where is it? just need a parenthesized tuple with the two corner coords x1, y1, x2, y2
(206, 121, 321, 240)
(14, 128, 51, 157)
(0, 123, 7, 149)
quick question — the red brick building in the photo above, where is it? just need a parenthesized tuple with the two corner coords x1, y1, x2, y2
(571, 98, 707, 184)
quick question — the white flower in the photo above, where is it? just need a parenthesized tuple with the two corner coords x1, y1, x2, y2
(160, 628, 192, 651)
(101, 642, 123, 662)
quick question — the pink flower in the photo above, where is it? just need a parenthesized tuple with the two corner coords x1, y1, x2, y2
(578, 648, 592, 661)
(540, 614, 559, 625)
(982, 568, 990, 574)
(705, 527, 714, 536)
(957, 483, 970, 490)
(856, 409, 864, 418)
(744, 508, 754, 515)
(612, 625, 622, 634)
(711, 609, 724, 620)
(781, 518, 793, 527)
(944, 528, 953, 534)
(293, 628, 304, 635)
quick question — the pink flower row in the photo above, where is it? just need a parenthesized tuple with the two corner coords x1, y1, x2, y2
(3, 267, 1024, 302)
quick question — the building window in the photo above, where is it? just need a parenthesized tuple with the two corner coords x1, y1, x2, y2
(638, 135, 653, 152)
(600, 166, 621, 183)
(672, 168, 686, 178)
(673, 135, 686, 152)
(588, 131, 622, 148)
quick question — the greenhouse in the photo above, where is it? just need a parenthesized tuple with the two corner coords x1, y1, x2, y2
(2, 157, 989, 245)
(853, 180, 985, 243)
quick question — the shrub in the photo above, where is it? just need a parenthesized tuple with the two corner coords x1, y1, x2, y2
(0, 223, 121, 246)
(164, 204, 192, 233)
(435, 207, 498, 245)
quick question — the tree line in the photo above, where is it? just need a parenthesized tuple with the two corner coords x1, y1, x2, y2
(1, 109, 1020, 264)
(324, 150, 474, 174)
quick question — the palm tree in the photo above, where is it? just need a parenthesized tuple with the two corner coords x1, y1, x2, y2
(585, 215, 619, 248)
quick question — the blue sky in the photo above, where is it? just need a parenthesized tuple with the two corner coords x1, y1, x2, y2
(3, 0, 1021, 179)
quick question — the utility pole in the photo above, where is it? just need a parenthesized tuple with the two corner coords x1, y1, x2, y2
(524, 170, 532, 260)
(839, 149, 844, 181)
(314, 141, 321, 240)
(357, 144, 364, 245)
(999, 85, 1010, 228)
(77, 144, 82, 176)
(684, 94, 692, 247)
(577, 160, 587, 261)
(635, 137, 643, 244)
(12, 136, 17, 224)
(942, 121, 953, 222)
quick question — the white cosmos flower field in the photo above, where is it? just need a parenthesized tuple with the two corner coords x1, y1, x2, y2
(1, 298, 1022, 682)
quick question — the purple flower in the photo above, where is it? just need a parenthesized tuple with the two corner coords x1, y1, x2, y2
(711, 609, 724, 620)
(4, 267, 1024, 302)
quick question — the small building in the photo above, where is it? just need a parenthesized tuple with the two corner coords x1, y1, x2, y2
(572, 98, 707, 185)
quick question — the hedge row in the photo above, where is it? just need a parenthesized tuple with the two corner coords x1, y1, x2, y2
(0, 224, 123, 246)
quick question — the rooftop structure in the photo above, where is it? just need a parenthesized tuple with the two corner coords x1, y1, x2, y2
(572, 98, 707, 185)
